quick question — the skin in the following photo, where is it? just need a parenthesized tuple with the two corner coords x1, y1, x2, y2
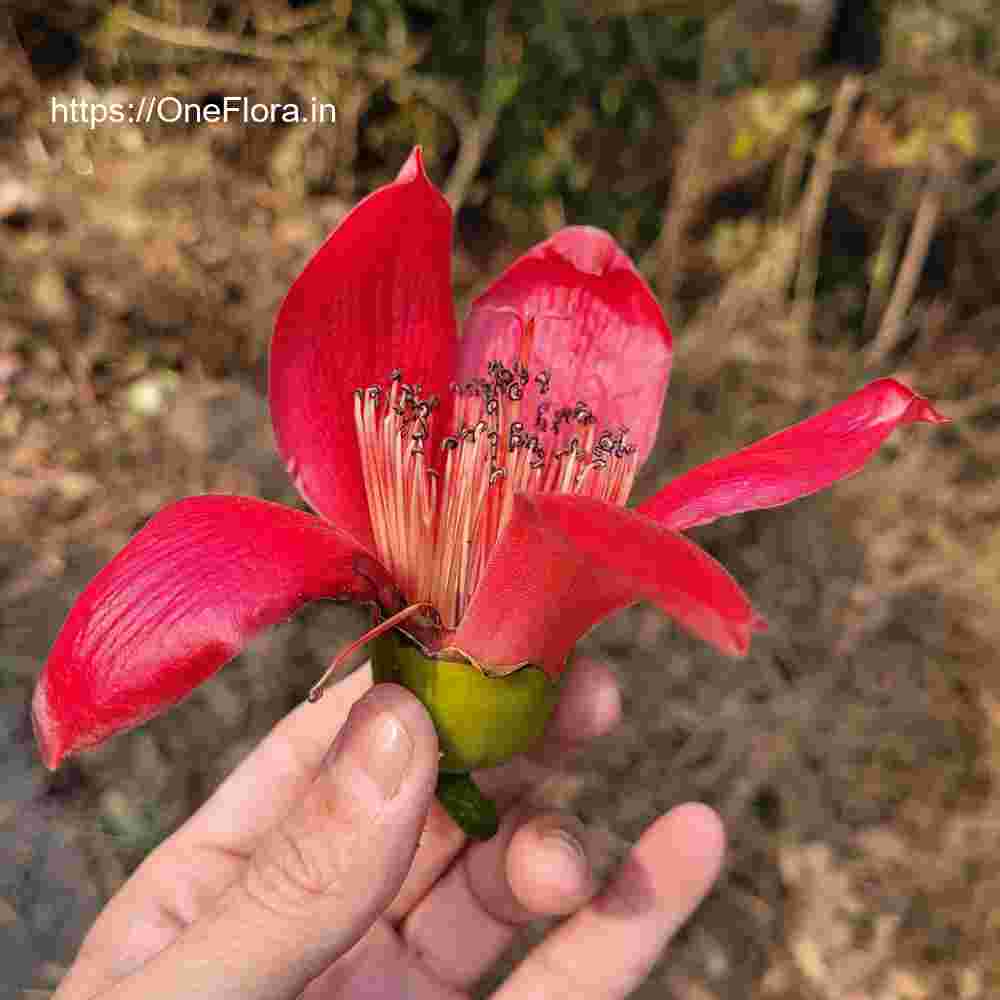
(53, 658, 726, 1000)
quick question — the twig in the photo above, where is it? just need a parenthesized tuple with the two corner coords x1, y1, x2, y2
(675, 78, 866, 381)
(865, 162, 945, 366)
(776, 126, 809, 222)
(252, 7, 343, 37)
(790, 73, 864, 333)
(114, 8, 340, 63)
(113, 6, 489, 209)
(655, 38, 714, 299)
(862, 168, 921, 336)
(442, 2, 511, 210)
(112, 7, 418, 79)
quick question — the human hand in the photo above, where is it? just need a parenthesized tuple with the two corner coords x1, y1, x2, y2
(52, 659, 725, 999)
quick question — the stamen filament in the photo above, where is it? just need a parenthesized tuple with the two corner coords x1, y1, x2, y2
(354, 330, 640, 629)
(307, 603, 437, 702)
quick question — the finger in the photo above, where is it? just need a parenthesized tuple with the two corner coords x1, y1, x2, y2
(398, 807, 593, 988)
(177, 654, 616, 854)
(182, 662, 376, 849)
(382, 657, 620, 922)
(492, 803, 726, 1000)
(106, 684, 438, 1000)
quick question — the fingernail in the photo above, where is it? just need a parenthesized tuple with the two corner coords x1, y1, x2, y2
(349, 710, 413, 800)
(544, 826, 587, 867)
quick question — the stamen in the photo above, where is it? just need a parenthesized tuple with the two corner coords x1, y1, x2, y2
(353, 314, 641, 629)
(307, 602, 437, 702)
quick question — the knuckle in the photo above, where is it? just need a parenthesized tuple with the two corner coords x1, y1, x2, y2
(244, 813, 356, 919)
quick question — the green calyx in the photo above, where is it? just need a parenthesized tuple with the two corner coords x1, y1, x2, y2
(372, 630, 560, 839)
(372, 630, 560, 773)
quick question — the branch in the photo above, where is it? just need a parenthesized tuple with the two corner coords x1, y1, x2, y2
(790, 73, 864, 333)
(111, 7, 420, 80)
(442, 1, 512, 210)
(865, 162, 945, 366)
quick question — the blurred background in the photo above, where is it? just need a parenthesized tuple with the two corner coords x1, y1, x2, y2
(1, 1, 998, 996)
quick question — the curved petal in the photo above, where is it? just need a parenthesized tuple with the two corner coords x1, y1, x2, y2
(270, 148, 458, 549)
(639, 379, 948, 530)
(32, 495, 399, 770)
(448, 494, 758, 679)
(457, 227, 672, 466)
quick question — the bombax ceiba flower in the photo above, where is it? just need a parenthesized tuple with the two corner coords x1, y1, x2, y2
(32, 149, 946, 836)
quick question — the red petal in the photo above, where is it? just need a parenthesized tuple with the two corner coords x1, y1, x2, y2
(448, 494, 756, 678)
(457, 227, 672, 465)
(640, 379, 949, 530)
(270, 148, 458, 548)
(32, 496, 398, 770)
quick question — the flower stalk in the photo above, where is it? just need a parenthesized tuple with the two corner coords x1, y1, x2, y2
(372, 628, 559, 836)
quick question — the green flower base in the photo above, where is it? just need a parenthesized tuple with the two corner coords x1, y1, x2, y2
(372, 630, 560, 838)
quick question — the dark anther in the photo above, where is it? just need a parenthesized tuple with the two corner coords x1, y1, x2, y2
(486, 397, 499, 416)
(508, 383, 523, 401)
(552, 406, 574, 433)
(443, 436, 459, 450)
(390, 369, 403, 381)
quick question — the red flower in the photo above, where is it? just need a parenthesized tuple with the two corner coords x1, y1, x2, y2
(32, 149, 947, 771)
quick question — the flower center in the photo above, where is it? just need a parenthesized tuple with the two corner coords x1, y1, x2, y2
(354, 317, 638, 628)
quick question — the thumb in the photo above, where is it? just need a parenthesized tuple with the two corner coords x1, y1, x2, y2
(114, 684, 439, 1000)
